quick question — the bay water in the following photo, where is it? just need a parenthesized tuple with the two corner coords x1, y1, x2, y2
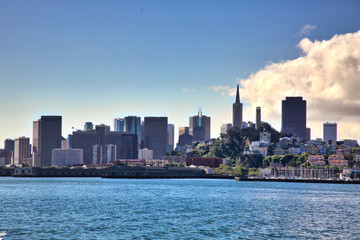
(1, 178, 359, 239)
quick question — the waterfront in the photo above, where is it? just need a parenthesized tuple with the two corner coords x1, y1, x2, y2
(1, 178, 360, 239)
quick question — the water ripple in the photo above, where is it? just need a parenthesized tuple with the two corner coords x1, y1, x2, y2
(1, 178, 360, 239)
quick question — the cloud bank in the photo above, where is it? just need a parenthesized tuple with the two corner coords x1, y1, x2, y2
(213, 30, 360, 141)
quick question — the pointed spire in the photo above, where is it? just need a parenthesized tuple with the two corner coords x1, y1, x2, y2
(235, 84, 240, 104)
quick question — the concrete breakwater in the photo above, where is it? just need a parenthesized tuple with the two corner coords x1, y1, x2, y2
(1, 166, 205, 178)
(235, 177, 360, 184)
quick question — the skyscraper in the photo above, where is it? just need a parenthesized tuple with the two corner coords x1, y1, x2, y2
(124, 116, 141, 148)
(4, 139, 14, 153)
(179, 127, 189, 136)
(323, 122, 337, 145)
(72, 126, 138, 164)
(189, 109, 211, 140)
(14, 137, 30, 166)
(4, 139, 14, 165)
(105, 132, 138, 160)
(281, 97, 306, 140)
(32, 120, 41, 166)
(84, 122, 94, 130)
(96, 124, 110, 161)
(105, 144, 117, 163)
(144, 117, 168, 159)
(167, 124, 174, 152)
(32, 116, 62, 167)
(114, 118, 125, 132)
(72, 130, 98, 164)
(221, 123, 232, 134)
(93, 144, 102, 164)
(256, 107, 261, 130)
(233, 84, 243, 129)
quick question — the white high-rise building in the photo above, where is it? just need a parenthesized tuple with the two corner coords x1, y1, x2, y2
(51, 149, 83, 166)
(139, 148, 153, 160)
(93, 144, 102, 164)
(106, 144, 117, 163)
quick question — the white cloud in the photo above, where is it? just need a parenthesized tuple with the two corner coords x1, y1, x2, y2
(182, 88, 196, 94)
(298, 24, 317, 36)
(213, 30, 360, 141)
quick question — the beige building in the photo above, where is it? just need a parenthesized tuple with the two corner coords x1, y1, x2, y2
(146, 159, 169, 167)
(14, 137, 30, 166)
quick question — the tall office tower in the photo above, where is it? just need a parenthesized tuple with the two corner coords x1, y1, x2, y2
(167, 124, 174, 152)
(67, 134, 72, 149)
(32, 120, 41, 166)
(140, 121, 145, 148)
(105, 132, 138, 159)
(105, 144, 117, 163)
(4, 139, 14, 152)
(189, 109, 211, 140)
(144, 117, 168, 159)
(4, 139, 14, 165)
(32, 116, 62, 167)
(192, 126, 205, 141)
(93, 144, 102, 164)
(233, 84, 243, 129)
(281, 97, 307, 140)
(177, 133, 193, 148)
(72, 127, 138, 164)
(14, 137, 30, 166)
(114, 118, 125, 132)
(72, 130, 98, 164)
(84, 122, 94, 130)
(179, 127, 189, 136)
(306, 128, 311, 141)
(95, 124, 110, 161)
(124, 116, 142, 148)
(221, 123, 232, 134)
(323, 122, 337, 145)
(0, 150, 7, 166)
(96, 124, 110, 143)
(256, 107, 261, 130)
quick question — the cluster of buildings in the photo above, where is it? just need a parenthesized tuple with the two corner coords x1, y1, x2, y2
(0, 84, 359, 171)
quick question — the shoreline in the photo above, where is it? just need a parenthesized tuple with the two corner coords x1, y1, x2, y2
(4, 175, 360, 184)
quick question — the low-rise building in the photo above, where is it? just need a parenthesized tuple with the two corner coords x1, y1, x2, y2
(307, 155, 326, 167)
(288, 147, 300, 155)
(274, 149, 287, 156)
(260, 131, 271, 143)
(328, 154, 348, 168)
(146, 159, 169, 167)
(117, 159, 145, 166)
(342, 139, 358, 148)
(51, 149, 83, 167)
(186, 157, 225, 168)
(162, 156, 187, 164)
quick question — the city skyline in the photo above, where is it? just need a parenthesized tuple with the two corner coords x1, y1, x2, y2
(1, 1, 360, 145)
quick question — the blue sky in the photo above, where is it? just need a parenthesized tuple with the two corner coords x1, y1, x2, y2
(1, 0, 360, 146)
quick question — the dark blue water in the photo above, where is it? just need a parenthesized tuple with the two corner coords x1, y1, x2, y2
(1, 178, 359, 239)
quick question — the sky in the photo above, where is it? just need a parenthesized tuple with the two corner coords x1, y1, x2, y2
(1, 0, 360, 147)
